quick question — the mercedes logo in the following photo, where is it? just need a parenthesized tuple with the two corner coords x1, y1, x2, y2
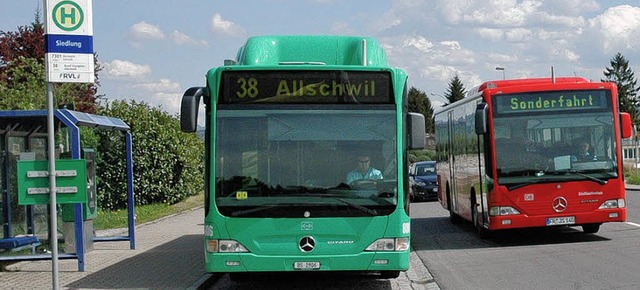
(299, 236, 315, 252)
(552, 197, 568, 212)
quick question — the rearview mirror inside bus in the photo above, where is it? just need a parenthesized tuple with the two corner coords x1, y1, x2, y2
(475, 103, 488, 134)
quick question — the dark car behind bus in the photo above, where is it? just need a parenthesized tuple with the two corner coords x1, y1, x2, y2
(409, 161, 438, 202)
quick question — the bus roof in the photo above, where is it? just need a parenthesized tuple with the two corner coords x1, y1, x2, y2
(231, 35, 389, 67)
(468, 77, 591, 95)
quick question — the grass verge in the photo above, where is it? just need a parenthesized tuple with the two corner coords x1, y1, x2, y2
(94, 193, 204, 231)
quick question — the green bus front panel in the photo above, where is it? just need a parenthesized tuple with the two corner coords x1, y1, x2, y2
(204, 215, 410, 273)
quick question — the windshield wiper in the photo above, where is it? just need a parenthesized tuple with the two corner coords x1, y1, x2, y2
(313, 194, 378, 216)
(560, 170, 607, 185)
(499, 169, 541, 177)
(506, 179, 552, 191)
(230, 204, 281, 217)
(504, 169, 607, 190)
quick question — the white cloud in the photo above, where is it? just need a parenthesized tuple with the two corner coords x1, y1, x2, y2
(129, 21, 165, 41)
(133, 79, 181, 93)
(210, 13, 246, 37)
(588, 5, 640, 53)
(330, 21, 355, 35)
(487, 53, 518, 63)
(102, 60, 151, 79)
(440, 41, 461, 50)
(461, 0, 541, 27)
(149, 92, 182, 114)
(505, 28, 534, 43)
(539, 0, 599, 16)
(171, 31, 209, 47)
(402, 36, 434, 52)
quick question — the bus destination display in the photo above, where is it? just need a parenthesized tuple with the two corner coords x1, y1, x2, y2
(494, 90, 611, 115)
(220, 70, 392, 104)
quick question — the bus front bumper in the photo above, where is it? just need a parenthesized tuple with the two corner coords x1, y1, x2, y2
(488, 208, 626, 230)
(205, 251, 409, 273)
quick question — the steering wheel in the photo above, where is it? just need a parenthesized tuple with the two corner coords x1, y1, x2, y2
(349, 179, 379, 189)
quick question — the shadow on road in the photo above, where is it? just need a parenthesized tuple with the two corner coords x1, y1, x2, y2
(216, 272, 394, 290)
(411, 215, 610, 252)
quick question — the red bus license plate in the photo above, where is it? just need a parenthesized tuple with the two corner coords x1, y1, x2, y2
(294, 261, 320, 270)
(546, 216, 575, 226)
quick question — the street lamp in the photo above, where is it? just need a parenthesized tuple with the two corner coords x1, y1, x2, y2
(495, 66, 505, 80)
(429, 92, 448, 107)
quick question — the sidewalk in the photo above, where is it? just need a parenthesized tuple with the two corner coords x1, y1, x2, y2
(0, 207, 206, 290)
(627, 182, 640, 190)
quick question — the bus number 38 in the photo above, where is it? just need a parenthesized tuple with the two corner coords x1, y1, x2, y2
(236, 77, 259, 98)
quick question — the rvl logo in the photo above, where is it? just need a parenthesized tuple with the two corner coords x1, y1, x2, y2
(60, 73, 81, 79)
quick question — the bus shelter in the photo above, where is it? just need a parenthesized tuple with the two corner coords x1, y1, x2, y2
(0, 109, 135, 271)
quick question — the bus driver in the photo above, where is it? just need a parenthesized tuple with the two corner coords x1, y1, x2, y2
(347, 155, 384, 184)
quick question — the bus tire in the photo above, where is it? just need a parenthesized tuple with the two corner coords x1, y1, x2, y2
(471, 192, 490, 239)
(448, 190, 462, 224)
(582, 223, 601, 234)
(380, 270, 400, 279)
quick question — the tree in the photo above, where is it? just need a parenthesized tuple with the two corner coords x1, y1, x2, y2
(408, 87, 434, 133)
(0, 12, 102, 113)
(444, 74, 466, 105)
(602, 52, 640, 125)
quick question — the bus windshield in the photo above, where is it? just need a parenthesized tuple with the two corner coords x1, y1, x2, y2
(214, 106, 398, 217)
(492, 90, 617, 187)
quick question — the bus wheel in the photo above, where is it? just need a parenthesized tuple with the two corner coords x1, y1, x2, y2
(582, 223, 601, 234)
(448, 192, 462, 224)
(380, 270, 400, 279)
(471, 193, 490, 239)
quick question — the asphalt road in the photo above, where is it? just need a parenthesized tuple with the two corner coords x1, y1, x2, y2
(410, 189, 640, 290)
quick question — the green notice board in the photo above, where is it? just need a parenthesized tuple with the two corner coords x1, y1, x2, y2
(17, 159, 87, 205)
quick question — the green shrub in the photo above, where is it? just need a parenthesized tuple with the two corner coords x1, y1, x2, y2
(96, 100, 204, 210)
(409, 149, 435, 163)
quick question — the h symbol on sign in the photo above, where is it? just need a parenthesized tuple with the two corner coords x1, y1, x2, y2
(60, 7, 77, 25)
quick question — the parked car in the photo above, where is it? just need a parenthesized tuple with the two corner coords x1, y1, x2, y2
(409, 161, 438, 202)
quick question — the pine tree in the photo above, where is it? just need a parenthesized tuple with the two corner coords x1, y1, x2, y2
(602, 52, 640, 125)
(408, 87, 434, 133)
(445, 74, 466, 105)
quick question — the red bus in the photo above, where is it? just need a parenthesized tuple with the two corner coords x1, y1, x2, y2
(434, 77, 633, 237)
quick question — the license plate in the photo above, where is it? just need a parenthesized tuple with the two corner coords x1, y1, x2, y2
(546, 216, 575, 226)
(294, 261, 320, 270)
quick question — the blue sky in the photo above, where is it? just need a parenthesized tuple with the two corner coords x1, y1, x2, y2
(3, 0, 640, 116)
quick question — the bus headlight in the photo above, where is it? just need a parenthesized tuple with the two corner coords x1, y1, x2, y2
(207, 239, 249, 253)
(365, 238, 409, 251)
(599, 199, 625, 209)
(489, 206, 521, 216)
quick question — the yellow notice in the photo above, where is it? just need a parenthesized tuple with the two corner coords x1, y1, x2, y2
(236, 191, 248, 200)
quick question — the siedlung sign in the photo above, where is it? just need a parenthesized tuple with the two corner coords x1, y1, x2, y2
(44, 0, 94, 83)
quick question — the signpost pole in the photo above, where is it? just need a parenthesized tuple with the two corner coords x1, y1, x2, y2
(46, 82, 59, 290)
(44, 0, 94, 286)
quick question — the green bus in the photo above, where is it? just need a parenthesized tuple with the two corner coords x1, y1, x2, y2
(180, 35, 425, 278)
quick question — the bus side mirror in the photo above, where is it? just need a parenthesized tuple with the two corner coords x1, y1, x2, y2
(475, 103, 488, 135)
(408, 112, 426, 149)
(180, 87, 207, 132)
(620, 112, 632, 139)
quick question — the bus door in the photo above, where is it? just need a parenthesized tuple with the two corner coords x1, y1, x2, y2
(448, 110, 458, 213)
